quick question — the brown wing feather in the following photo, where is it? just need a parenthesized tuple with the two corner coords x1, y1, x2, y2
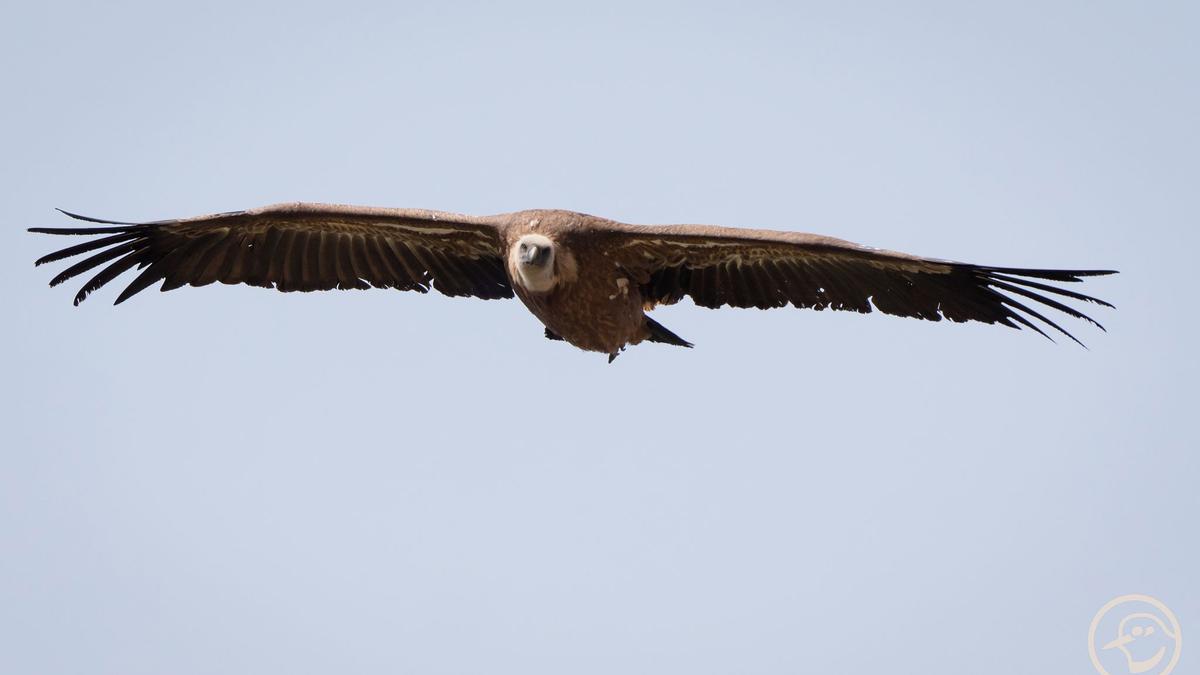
(606, 223, 1116, 346)
(30, 203, 514, 305)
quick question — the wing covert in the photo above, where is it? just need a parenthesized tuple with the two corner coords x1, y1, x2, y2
(606, 223, 1116, 346)
(30, 202, 514, 304)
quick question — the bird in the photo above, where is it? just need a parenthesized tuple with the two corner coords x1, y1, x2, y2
(1102, 612, 1179, 674)
(29, 202, 1116, 361)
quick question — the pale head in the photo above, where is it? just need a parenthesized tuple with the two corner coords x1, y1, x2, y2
(511, 233, 557, 293)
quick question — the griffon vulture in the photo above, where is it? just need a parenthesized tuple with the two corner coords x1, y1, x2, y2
(29, 203, 1115, 361)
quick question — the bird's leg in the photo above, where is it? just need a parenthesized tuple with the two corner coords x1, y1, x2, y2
(544, 327, 565, 341)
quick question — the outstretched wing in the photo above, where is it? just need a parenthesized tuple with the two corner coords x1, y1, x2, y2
(30, 202, 514, 305)
(606, 223, 1116, 346)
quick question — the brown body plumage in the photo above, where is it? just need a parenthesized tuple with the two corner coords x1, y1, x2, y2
(504, 211, 654, 356)
(29, 202, 1116, 360)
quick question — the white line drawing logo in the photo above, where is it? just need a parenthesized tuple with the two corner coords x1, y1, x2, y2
(1089, 594, 1182, 675)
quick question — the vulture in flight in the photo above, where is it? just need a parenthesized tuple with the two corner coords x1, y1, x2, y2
(29, 203, 1116, 361)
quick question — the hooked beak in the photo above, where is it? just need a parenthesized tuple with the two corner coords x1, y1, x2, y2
(520, 244, 542, 265)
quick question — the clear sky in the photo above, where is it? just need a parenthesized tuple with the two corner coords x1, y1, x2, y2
(2, 2, 1196, 673)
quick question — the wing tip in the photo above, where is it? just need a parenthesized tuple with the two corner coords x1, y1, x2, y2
(979, 265, 1120, 281)
(53, 208, 148, 226)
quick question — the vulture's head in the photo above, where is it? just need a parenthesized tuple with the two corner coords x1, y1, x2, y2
(512, 233, 558, 293)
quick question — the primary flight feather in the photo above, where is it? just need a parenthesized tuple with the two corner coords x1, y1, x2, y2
(30, 202, 1116, 360)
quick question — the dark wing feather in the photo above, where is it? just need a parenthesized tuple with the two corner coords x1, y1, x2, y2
(30, 202, 514, 305)
(607, 223, 1115, 346)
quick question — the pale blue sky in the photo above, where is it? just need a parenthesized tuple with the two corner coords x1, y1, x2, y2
(2, 2, 1196, 674)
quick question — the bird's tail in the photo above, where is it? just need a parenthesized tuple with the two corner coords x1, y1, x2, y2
(643, 315, 694, 348)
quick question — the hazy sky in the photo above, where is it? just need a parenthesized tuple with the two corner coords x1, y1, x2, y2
(2, 2, 1196, 674)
